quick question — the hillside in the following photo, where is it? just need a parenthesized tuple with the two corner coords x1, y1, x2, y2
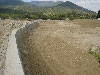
(56, 1, 95, 13)
(0, 0, 25, 5)
(28, 1, 63, 7)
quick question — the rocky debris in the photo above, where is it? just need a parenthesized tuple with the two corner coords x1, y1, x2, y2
(0, 38, 8, 75)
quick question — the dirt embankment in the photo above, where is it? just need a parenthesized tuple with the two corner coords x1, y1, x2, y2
(16, 20, 100, 75)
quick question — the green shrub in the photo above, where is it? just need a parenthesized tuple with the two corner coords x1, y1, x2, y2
(95, 54, 100, 63)
(89, 48, 94, 55)
(89, 48, 100, 63)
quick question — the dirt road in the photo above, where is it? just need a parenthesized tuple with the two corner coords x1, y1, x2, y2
(4, 29, 24, 75)
(17, 20, 100, 75)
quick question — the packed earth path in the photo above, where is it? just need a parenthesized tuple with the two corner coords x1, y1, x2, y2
(0, 19, 32, 75)
(4, 29, 24, 75)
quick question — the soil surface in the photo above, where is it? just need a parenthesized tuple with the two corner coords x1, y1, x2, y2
(17, 20, 100, 75)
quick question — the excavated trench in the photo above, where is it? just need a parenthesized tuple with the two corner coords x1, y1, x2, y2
(16, 21, 56, 75)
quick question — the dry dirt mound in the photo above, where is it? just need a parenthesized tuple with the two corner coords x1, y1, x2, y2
(16, 20, 100, 75)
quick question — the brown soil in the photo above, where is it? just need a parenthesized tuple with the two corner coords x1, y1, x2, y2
(69, 19, 100, 28)
(17, 20, 100, 75)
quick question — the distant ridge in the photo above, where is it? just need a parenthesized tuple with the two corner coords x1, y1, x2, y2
(28, 1, 95, 13)
(28, 1, 63, 7)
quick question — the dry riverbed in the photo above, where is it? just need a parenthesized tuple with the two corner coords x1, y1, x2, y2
(16, 20, 100, 75)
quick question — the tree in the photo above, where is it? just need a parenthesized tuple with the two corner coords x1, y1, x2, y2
(97, 10, 100, 18)
(25, 13, 32, 19)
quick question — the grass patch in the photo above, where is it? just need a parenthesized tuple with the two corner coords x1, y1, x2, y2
(89, 48, 100, 63)
(89, 48, 94, 55)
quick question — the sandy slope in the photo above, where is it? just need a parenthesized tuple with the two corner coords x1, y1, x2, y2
(16, 20, 100, 75)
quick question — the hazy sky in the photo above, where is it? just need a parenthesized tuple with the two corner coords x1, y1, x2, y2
(22, 0, 81, 2)
(22, 0, 100, 2)
(22, 0, 100, 12)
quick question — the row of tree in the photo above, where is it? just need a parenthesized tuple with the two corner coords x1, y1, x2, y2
(0, 7, 99, 20)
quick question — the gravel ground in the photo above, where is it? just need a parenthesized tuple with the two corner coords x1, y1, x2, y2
(16, 20, 100, 75)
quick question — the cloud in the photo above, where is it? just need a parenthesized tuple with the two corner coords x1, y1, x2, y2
(75, 0, 100, 12)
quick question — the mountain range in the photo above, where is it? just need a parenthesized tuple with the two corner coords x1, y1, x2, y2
(28, 1, 95, 13)
(0, 0, 95, 13)
(0, 0, 97, 20)
(27, 0, 100, 13)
